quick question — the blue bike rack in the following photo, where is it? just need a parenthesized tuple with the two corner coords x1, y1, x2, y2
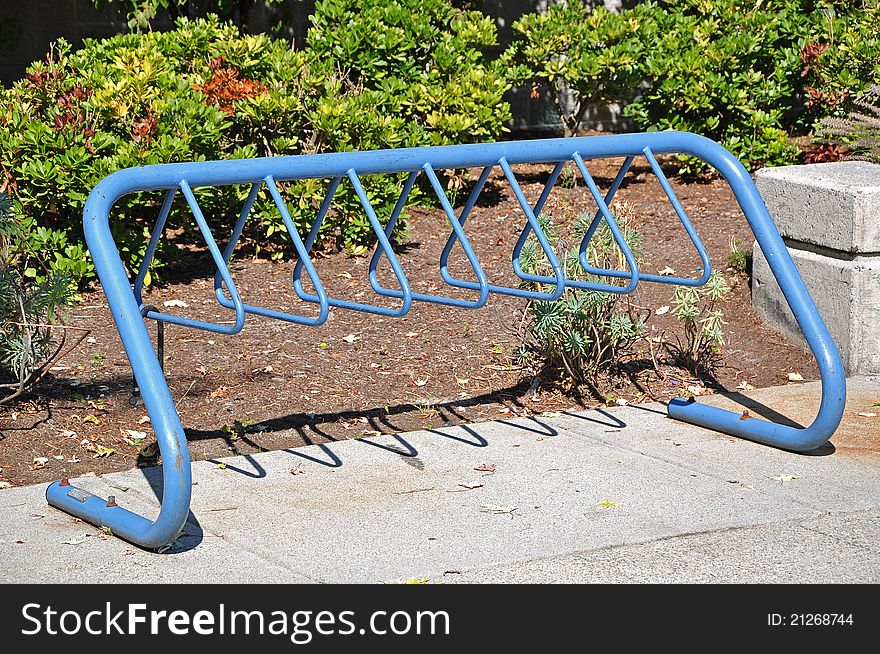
(46, 132, 846, 550)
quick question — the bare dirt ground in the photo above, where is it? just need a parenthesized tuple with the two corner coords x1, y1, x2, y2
(0, 155, 819, 487)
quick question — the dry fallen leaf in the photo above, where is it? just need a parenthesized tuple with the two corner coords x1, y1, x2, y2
(687, 385, 707, 396)
(474, 464, 496, 473)
(82, 414, 100, 425)
(137, 416, 150, 425)
(658, 266, 676, 276)
(405, 332, 420, 338)
(31, 457, 49, 470)
(857, 412, 877, 418)
(598, 500, 617, 509)
(163, 299, 188, 308)
(289, 465, 305, 475)
(458, 482, 483, 490)
(655, 305, 670, 315)
(87, 445, 115, 458)
(62, 536, 85, 546)
(414, 378, 428, 387)
(0, 481, 13, 489)
(480, 504, 517, 515)
(342, 333, 359, 344)
(769, 474, 799, 483)
(736, 381, 755, 391)
(787, 372, 804, 382)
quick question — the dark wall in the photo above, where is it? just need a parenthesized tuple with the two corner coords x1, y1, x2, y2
(0, 0, 316, 86)
(0, 0, 129, 85)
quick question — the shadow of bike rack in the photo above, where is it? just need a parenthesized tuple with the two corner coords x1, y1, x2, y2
(45, 132, 846, 550)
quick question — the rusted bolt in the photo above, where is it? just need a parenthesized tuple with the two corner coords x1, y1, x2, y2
(739, 410, 751, 421)
(59, 478, 70, 486)
(106, 496, 117, 508)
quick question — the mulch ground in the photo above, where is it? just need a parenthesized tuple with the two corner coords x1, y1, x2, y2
(0, 154, 819, 488)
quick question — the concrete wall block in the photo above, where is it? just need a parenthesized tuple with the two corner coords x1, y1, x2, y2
(755, 162, 880, 254)
(752, 243, 880, 375)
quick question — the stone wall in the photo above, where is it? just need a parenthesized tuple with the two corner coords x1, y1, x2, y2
(753, 162, 880, 376)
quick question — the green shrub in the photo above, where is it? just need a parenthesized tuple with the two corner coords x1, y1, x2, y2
(666, 271, 731, 376)
(800, 1, 880, 121)
(816, 84, 880, 163)
(508, 2, 659, 137)
(518, 204, 647, 384)
(308, 0, 511, 146)
(624, 0, 852, 172)
(0, 193, 77, 404)
(1, 7, 509, 285)
(508, 1, 876, 172)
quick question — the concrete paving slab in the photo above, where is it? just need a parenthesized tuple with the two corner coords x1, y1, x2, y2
(0, 482, 312, 584)
(435, 510, 880, 584)
(184, 420, 816, 583)
(1, 379, 878, 583)
(543, 379, 880, 515)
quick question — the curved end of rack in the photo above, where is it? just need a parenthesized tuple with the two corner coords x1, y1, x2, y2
(46, 476, 190, 551)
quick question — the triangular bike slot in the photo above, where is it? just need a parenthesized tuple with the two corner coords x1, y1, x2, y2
(263, 174, 330, 326)
(214, 182, 261, 307)
(292, 169, 413, 318)
(509, 159, 566, 282)
(417, 163, 489, 308)
(138, 179, 246, 334)
(134, 187, 176, 310)
(439, 162, 566, 302)
(498, 158, 565, 302)
(435, 165, 492, 298)
(291, 176, 342, 302)
(368, 170, 419, 300)
(638, 146, 712, 286)
(571, 152, 640, 295)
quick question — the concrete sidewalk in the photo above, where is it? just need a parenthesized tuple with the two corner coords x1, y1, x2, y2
(2, 379, 878, 583)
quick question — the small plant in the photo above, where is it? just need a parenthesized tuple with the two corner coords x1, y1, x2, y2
(725, 237, 751, 275)
(221, 418, 254, 441)
(815, 84, 880, 164)
(518, 203, 647, 384)
(666, 271, 731, 376)
(0, 194, 78, 404)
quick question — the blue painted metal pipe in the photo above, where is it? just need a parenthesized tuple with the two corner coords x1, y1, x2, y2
(55, 131, 845, 550)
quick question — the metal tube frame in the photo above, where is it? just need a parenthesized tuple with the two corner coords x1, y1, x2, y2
(47, 132, 846, 550)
